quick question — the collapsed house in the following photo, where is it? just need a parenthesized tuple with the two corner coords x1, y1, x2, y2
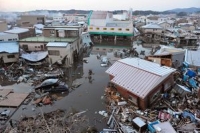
(147, 45, 185, 68)
(105, 58, 176, 110)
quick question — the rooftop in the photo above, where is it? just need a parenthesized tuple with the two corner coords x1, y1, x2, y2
(47, 42, 68, 47)
(106, 58, 176, 98)
(0, 42, 18, 53)
(19, 36, 78, 43)
(0, 32, 12, 36)
(142, 24, 163, 29)
(4, 28, 29, 34)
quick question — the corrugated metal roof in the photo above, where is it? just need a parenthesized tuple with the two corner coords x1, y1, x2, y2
(47, 42, 68, 47)
(0, 42, 18, 53)
(90, 11, 107, 19)
(106, 58, 176, 98)
(119, 58, 176, 76)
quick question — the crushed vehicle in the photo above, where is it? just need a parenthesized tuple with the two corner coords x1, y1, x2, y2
(34, 78, 68, 93)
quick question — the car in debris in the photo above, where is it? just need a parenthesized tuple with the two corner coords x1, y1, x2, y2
(100, 56, 109, 67)
(34, 78, 68, 93)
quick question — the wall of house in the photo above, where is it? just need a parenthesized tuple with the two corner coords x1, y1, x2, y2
(0, 22, 7, 32)
(0, 53, 19, 63)
(171, 52, 185, 67)
(19, 42, 46, 51)
(47, 46, 72, 66)
(43, 29, 52, 37)
(143, 29, 163, 34)
(0, 34, 18, 41)
(110, 74, 174, 110)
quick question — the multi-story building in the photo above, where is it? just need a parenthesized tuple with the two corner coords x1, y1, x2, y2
(87, 10, 134, 42)
(17, 15, 45, 27)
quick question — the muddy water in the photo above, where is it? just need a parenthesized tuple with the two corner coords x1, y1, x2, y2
(0, 44, 133, 131)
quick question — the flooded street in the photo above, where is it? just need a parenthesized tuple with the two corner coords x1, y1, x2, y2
(0, 43, 133, 131)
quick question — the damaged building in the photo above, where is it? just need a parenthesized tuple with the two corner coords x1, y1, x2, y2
(0, 41, 19, 64)
(147, 45, 185, 68)
(105, 58, 176, 110)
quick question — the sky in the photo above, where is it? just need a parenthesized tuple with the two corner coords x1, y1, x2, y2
(0, 0, 199, 12)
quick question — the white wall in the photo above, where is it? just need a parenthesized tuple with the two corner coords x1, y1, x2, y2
(88, 25, 133, 34)
(90, 19, 106, 27)
(0, 53, 19, 63)
(0, 33, 18, 41)
(47, 46, 72, 66)
(19, 42, 46, 51)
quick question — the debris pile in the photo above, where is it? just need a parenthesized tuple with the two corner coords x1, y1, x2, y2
(4, 109, 98, 133)
(103, 80, 200, 133)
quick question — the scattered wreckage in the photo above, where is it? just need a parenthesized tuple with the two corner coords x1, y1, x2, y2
(102, 62, 200, 133)
(34, 78, 68, 93)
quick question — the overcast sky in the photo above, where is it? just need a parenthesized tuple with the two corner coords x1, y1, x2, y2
(0, 0, 199, 12)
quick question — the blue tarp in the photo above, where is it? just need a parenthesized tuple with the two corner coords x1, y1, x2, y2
(186, 69, 196, 78)
(182, 111, 195, 122)
(188, 78, 198, 88)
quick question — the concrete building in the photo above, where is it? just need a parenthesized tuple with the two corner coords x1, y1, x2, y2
(46, 42, 72, 66)
(0, 32, 18, 41)
(17, 15, 45, 27)
(0, 41, 19, 63)
(0, 20, 7, 32)
(4, 27, 36, 40)
(106, 58, 176, 110)
(88, 10, 134, 42)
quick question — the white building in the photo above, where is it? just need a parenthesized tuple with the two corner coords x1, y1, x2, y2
(46, 42, 72, 66)
(88, 11, 134, 37)
(0, 32, 18, 41)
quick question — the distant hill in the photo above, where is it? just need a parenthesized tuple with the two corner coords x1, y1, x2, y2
(166, 7, 200, 13)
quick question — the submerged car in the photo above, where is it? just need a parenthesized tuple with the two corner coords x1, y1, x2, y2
(34, 78, 68, 93)
(100, 56, 109, 67)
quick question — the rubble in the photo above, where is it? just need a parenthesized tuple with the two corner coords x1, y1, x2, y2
(103, 61, 200, 133)
(3, 109, 97, 133)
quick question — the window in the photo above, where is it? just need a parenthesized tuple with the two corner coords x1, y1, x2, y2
(35, 46, 37, 48)
(118, 28, 122, 31)
(89, 27, 93, 30)
(50, 30, 54, 34)
(150, 90, 160, 104)
(103, 28, 107, 30)
(96, 48, 99, 50)
(8, 39, 12, 41)
(126, 29, 130, 31)
(7, 54, 15, 58)
(48, 50, 60, 56)
(110, 28, 114, 30)
(96, 27, 99, 30)
(0, 39, 4, 41)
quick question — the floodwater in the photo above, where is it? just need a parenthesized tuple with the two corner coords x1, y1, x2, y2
(0, 41, 152, 131)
